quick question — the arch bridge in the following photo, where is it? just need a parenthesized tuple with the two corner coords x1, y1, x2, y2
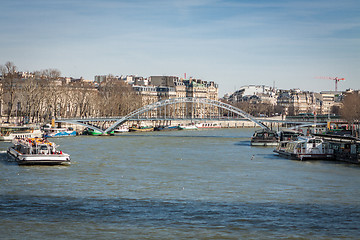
(56, 97, 269, 134)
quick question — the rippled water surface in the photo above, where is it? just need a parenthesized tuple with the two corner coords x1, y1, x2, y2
(1, 128, 360, 239)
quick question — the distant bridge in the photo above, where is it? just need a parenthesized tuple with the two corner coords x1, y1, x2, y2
(56, 97, 270, 134)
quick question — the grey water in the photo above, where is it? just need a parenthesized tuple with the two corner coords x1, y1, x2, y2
(1, 128, 359, 239)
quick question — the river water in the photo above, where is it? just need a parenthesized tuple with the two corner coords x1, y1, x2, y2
(1, 128, 359, 239)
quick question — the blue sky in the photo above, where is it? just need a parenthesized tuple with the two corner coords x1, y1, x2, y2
(1, 0, 359, 96)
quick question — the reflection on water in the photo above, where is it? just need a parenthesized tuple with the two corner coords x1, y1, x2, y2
(1, 128, 360, 239)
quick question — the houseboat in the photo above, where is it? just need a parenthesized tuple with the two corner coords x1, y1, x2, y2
(250, 129, 279, 146)
(7, 137, 71, 165)
(0, 126, 43, 141)
(273, 136, 334, 161)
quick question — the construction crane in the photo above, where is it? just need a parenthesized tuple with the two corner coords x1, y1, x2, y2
(316, 76, 345, 91)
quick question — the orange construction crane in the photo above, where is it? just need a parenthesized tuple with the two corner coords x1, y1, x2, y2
(316, 76, 345, 91)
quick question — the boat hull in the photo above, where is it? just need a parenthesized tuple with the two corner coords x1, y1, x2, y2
(251, 141, 278, 146)
(178, 126, 198, 130)
(7, 147, 71, 165)
(83, 129, 114, 135)
(114, 127, 129, 133)
(129, 127, 154, 132)
(273, 149, 334, 161)
(114, 130, 129, 133)
(154, 126, 180, 131)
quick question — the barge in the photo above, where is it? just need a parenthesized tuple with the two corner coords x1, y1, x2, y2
(274, 136, 334, 161)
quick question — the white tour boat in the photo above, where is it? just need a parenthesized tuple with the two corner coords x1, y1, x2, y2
(7, 137, 71, 165)
(273, 136, 334, 161)
(0, 126, 43, 141)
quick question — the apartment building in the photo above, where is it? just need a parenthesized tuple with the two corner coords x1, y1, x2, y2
(228, 85, 343, 116)
(320, 91, 343, 114)
(228, 85, 277, 105)
(129, 76, 219, 118)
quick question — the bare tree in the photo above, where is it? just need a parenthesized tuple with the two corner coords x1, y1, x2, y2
(98, 75, 142, 117)
(330, 105, 341, 115)
(68, 81, 96, 118)
(341, 92, 360, 123)
(0, 61, 18, 123)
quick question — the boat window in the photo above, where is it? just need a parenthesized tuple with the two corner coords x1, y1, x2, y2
(40, 145, 48, 150)
(1, 127, 32, 134)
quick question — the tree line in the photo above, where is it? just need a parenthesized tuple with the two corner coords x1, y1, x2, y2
(0, 61, 142, 124)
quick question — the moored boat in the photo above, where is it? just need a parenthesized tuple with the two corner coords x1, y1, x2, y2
(129, 126, 154, 132)
(7, 137, 71, 165)
(83, 128, 103, 135)
(250, 129, 279, 146)
(83, 128, 114, 135)
(195, 122, 221, 129)
(44, 127, 76, 138)
(0, 126, 43, 141)
(114, 125, 129, 133)
(178, 124, 198, 130)
(273, 136, 334, 161)
(154, 125, 180, 131)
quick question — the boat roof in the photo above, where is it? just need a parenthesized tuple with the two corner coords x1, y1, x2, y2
(1, 126, 33, 129)
(280, 128, 301, 133)
(254, 129, 277, 133)
(314, 133, 360, 143)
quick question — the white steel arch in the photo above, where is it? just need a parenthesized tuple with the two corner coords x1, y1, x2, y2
(104, 97, 269, 134)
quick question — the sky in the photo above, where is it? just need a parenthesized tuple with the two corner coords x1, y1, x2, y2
(1, 0, 359, 96)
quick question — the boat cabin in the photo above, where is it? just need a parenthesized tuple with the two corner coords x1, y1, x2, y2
(251, 129, 279, 146)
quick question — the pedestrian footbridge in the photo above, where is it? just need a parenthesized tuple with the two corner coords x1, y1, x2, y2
(56, 97, 269, 134)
